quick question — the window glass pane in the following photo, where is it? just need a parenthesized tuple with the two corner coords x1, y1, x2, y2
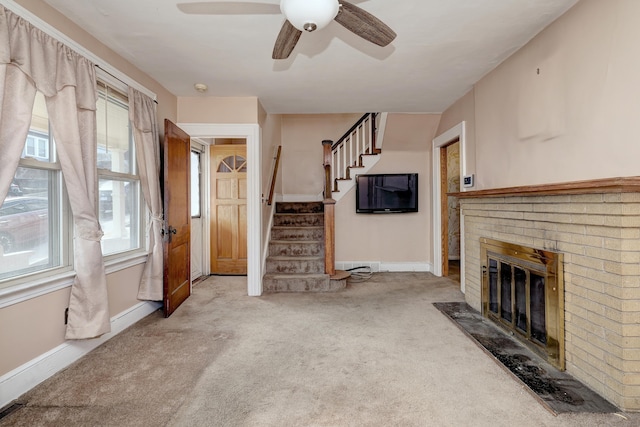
(218, 157, 233, 173)
(100, 179, 140, 255)
(96, 82, 133, 174)
(22, 92, 54, 163)
(236, 155, 247, 172)
(191, 151, 201, 218)
(0, 167, 60, 281)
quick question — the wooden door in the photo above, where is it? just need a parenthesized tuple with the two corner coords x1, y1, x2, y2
(210, 145, 247, 274)
(163, 120, 191, 316)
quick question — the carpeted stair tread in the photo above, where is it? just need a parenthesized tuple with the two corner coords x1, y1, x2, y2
(264, 273, 328, 279)
(269, 240, 324, 257)
(273, 213, 324, 227)
(271, 226, 324, 241)
(267, 255, 324, 261)
(270, 239, 323, 244)
(276, 201, 324, 214)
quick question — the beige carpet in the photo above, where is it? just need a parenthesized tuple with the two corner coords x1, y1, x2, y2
(2, 273, 638, 426)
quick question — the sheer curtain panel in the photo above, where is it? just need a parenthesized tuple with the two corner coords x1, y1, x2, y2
(0, 7, 110, 339)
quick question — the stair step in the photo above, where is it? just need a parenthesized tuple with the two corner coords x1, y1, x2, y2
(271, 226, 324, 241)
(276, 202, 324, 214)
(263, 273, 332, 292)
(265, 256, 324, 274)
(269, 240, 324, 257)
(274, 213, 324, 227)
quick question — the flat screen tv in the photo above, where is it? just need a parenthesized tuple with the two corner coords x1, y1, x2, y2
(355, 173, 418, 213)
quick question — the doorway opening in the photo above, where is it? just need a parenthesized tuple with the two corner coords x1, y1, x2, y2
(432, 122, 466, 292)
(441, 140, 460, 282)
(177, 123, 262, 297)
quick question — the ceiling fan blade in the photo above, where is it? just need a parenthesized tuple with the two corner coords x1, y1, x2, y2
(334, 1, 396, 47)
(177, 2, 280, 15)
(272, 20, 302, 60)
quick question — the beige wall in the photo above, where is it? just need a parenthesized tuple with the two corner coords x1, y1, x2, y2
(436, 89, 476, 178)
(335, 114, 440, 264)
(177, 97, 261, 124)
(280, 114, 363, 197)
(437, 0, 640, 190)
(260, 112, 283, 247)
(0, 264, 144, 376)
(2, 1, 175, 376)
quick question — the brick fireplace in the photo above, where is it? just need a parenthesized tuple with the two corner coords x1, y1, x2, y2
(454, 178, 640, 411)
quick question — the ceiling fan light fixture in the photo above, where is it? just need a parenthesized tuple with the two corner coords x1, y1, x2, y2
(280, 0, 339, 32)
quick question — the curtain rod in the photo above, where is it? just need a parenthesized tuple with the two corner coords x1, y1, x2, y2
(95, 64, 159, 104)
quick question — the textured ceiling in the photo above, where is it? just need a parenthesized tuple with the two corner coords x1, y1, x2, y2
(41, 0, 579, 113)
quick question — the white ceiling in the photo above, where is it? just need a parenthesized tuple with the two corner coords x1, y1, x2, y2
(41, 0, 579, 114)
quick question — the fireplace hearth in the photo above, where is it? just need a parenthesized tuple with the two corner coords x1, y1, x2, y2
(480, 238, 564, 370)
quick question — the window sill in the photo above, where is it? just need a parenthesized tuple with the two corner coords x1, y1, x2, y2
(0, 252, 149, 309)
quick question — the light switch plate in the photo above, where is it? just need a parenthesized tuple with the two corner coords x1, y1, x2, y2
(463, 174, 474, 188)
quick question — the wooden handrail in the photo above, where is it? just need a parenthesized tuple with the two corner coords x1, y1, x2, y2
(267, 145, 281, 206)
(322, 140, 335, 276)
(331, 112, 376, 151)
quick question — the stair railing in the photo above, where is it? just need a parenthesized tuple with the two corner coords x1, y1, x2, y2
(267, 145, 282, 206)
(321, 113, 379, 276)
(322, 140, 336, 276)
(330, 112, 378, 191)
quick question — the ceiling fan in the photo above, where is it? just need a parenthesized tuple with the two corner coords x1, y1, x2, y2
(177, 0, 396, 59)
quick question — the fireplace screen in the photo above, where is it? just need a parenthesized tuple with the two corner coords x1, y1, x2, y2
(481, 238, 564, 370)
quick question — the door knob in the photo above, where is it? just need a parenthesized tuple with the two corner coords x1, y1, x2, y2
(162, 225, 177, 242)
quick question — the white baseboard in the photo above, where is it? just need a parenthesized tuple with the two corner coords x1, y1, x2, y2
(0, 300, 161, 409)
(336, 261, 432, 273)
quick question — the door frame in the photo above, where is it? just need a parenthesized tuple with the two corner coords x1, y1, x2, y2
(178, 123, 262, 296)
(432, 122, 466, 293)
(190, 139, 208, 280)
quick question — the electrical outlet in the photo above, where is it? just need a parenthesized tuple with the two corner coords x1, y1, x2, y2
(463, 174, 475, 188)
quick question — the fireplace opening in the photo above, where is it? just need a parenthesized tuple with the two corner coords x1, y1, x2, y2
(481, 238, 564, 370)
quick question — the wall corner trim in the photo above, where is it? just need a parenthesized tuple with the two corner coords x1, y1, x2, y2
(0, 301, 161, 409)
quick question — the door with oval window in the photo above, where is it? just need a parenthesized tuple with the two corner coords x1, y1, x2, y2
(210, 145, 247, 274)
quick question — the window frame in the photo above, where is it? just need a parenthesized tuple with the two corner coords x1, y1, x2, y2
(0, 72, 151, 302)
(95, 74, 146, 260)
(0, 98, 74, 287)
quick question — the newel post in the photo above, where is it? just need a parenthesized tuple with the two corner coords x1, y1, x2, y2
(322, 140, 336, 276)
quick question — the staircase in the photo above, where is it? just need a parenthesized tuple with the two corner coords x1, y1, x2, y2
(263, 202, 348, 292)
(329, 112, 386, 202)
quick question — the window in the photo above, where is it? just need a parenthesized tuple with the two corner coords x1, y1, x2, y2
(23, 131, 49, 160)
(96, 81, 142, 256)
(0, 92, 67, 282)
(191, 150, 201, 218)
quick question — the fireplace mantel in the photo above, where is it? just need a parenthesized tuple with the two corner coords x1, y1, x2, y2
(449, 176, 640, 199)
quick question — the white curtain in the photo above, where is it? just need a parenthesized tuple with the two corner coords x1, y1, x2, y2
(129, 88, 163, 300)
(0, 7, 110, 339)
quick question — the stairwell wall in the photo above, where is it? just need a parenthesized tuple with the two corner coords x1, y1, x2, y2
(259, 111, 283, 271)
(334, 114, 441, 272)
(280, 114, 363, 200)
